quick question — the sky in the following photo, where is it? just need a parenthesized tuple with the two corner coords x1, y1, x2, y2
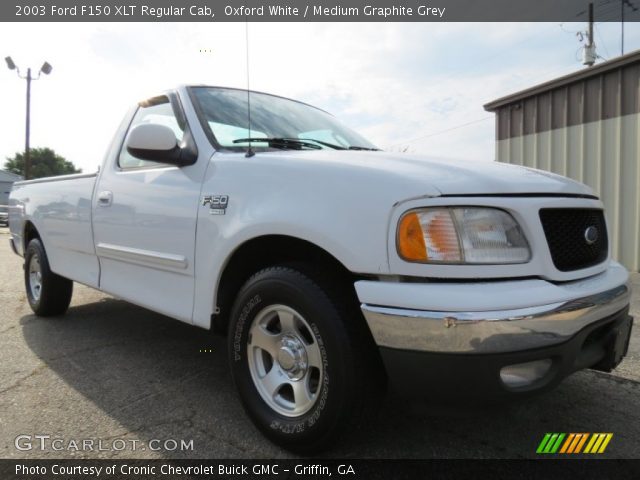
(1, 21, 639, 173)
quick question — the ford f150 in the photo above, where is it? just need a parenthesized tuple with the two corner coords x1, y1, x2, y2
(8, 86, 633, 451)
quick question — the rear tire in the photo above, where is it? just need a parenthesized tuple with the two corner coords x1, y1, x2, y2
(228, 265, 382, 452)
(24, 238, 73, 316)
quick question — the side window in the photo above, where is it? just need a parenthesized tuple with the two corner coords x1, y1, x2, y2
(118, 97, 184, 169)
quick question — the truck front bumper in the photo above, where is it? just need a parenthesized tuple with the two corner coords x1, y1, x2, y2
(356, 263, 633, 396)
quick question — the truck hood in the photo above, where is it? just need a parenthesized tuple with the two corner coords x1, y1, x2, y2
(265, 150, 596, 198)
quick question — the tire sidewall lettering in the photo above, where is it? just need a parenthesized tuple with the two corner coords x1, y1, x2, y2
(305, 323, 330, 428)
(233, 294, 261, 362)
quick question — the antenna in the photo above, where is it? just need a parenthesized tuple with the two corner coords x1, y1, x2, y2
(245, 21, 254, 158)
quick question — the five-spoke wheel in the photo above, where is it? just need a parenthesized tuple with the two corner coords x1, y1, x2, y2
(248, 304, 324, 417)
(28, 253, 43, 302)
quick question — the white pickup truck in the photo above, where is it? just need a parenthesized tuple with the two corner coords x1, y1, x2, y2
(9, 86, 633, 451)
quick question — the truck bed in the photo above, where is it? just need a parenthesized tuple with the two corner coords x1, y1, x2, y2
(10, 172, 100, 288)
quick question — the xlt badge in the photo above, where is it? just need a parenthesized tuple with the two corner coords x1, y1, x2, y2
(202, 195, 229, 215)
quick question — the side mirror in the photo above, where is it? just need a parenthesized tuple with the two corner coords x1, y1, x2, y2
(126, 123, 181, 165)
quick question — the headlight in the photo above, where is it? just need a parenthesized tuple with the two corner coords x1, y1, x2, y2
(397, 207, 530, 264)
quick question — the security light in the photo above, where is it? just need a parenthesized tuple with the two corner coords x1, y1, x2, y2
(5, 56, 16, 70)
(5, 55, 52, 180)
(40, 61, 52, 75)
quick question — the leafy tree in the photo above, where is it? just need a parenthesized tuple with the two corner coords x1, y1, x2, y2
(4, 148, 81, 179)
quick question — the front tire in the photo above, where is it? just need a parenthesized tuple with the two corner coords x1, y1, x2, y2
(228, 266, 380, 452)
(24, 238, 73, 316)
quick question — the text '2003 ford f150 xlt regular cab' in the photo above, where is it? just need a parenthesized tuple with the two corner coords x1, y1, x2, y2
(9, 86, 633, 451)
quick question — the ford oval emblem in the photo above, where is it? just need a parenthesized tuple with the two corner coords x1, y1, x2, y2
(584, 226, 599, 245)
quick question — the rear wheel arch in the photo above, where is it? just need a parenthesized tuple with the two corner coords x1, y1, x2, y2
(23, 221, 41, 252)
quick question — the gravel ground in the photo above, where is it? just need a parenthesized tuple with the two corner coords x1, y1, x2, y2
(1, 227, 639, 459)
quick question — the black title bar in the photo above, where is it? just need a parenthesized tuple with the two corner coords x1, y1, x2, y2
(2, 459, 640, 480)
(3, 0, 640, 22)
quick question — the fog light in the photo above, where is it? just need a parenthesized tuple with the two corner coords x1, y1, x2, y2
(500, 359, 552, 388)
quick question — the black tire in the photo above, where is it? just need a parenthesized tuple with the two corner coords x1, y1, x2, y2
(24, 238, 73, 316)
(228, 265, 382, 452)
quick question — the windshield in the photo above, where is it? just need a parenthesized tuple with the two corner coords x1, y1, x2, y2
(190, 87, 378, 151)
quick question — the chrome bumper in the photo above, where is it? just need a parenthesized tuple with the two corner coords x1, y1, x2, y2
(361, 282, 631, 354)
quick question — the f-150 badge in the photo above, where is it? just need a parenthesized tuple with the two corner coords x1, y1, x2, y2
(202, 195, 229, 215)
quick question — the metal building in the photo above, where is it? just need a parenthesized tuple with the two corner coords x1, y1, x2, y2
(484, 49, 640, 271)
(0, 169, 22, 207)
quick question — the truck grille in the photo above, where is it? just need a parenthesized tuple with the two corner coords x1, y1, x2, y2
(539, 208, 608, 272)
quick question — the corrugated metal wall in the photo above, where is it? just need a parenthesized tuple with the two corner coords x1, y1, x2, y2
(1, 181, 13, 206)
(487, 54, 640, 271)
(1, 170, 22, 206)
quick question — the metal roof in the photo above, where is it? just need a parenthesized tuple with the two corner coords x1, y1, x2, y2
(484, 49, 640, 111)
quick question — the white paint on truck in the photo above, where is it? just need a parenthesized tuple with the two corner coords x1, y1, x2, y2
(7, 84, 632, 451)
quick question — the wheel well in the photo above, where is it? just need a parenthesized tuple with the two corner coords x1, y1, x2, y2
(213, 235, 358, 333)
(23, 221, 41, 250)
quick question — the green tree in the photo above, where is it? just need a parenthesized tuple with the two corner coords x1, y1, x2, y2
(4, 148, 81, 179)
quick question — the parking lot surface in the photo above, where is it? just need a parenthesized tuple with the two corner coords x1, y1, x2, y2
(1, 227, 639, 459)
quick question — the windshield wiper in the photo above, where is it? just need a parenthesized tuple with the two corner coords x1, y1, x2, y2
(347, 146, 381, 151)
(233, 138, 322, 150)
(296, 138, 380, 151)
(295, 138, 346, 150)
(233, 137, 380, 152)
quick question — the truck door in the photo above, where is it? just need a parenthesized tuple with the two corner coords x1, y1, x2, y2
(92, 94, 206, 322)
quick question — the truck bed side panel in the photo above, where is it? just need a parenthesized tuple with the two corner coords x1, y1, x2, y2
(10, 173, 100, 288)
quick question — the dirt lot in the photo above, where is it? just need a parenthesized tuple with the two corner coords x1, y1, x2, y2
(1, 227, 639, 459)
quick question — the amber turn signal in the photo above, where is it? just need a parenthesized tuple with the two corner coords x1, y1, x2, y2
(397, 212, 428, 261)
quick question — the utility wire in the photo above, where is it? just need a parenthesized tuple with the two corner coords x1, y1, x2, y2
(597, 12, 624, 21)
(386, 117, 492, 149)
(386, 5, 624, 151)
(596, 3, 623, 15)
(595, 24, 611, 58)
(387, 60, 581, 150)
(414, 23, 561, 97)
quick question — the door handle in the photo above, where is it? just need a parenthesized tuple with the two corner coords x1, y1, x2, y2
(97, 191, 113, 207)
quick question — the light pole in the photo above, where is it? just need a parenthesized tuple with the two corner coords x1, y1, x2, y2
(5, 56, 52, 180)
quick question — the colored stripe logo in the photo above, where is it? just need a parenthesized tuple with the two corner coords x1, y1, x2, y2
(536, 433, 613, 454)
